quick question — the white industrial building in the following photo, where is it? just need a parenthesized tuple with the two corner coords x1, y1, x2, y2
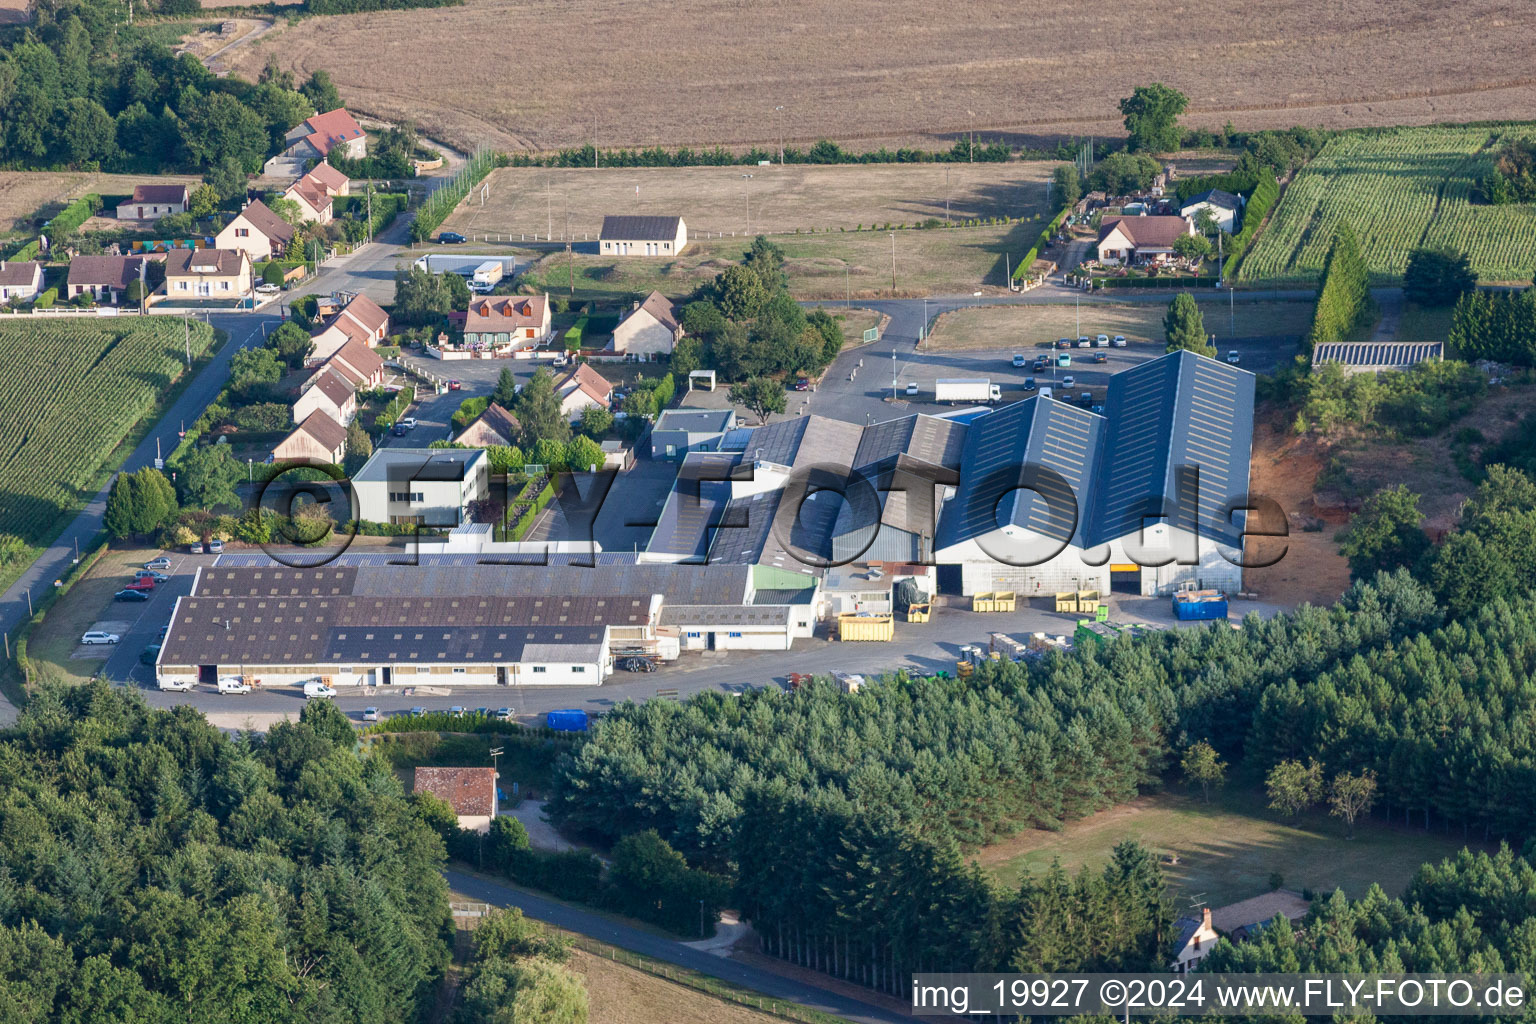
(351, 447, 490, 526)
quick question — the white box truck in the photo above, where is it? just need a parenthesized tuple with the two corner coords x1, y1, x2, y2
(934, 378, 1000, 403)
(470, 261, 504, 293)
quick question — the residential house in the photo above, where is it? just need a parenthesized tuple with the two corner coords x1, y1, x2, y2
(351, 447, 490, 526)
(599, 215, 688, 256)
(0, 261, 43, 302)
(67, 255, 151, 305)
(556, 363, 614, 421)
(311, 310, 374, 362)
(413, 767, 498, 833)
(162, 248, 252, 301)
(293, 367, 357, 427)
(461, 295, 551, 352)
(216, 200, 296, 262)
(649, 409, 736, 459)
(335, 293, 388, 343)
(1095, 215, 1195, 265)
(272, 411, 348, 464)
(283, 109, 366, 162)
(283, 177, 333, 225)
(457, 402, 522, 448)
(1179, 189, 1243, 233)
(116, 183, 190, 222)
(1171, 907, 1219, 973)
(303, 161, 350, 197)
(1209, 891, 1310, 945)
(325, 338, 386, 389)
(609, 290, 683, 358)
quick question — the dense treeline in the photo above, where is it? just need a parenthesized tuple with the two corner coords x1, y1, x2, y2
(0, 685, 452, 1020)
(549, 573, 1510, 994)
(1473, 136, 1536, 205)
(1306, 223, 1376, 349)
(509, 137, 1021, 169)
(1448, 286, 1536, 365)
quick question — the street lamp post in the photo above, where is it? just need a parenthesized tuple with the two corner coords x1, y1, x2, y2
(774, 105, 785, 164)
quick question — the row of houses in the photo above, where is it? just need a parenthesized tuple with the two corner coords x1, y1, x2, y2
(272, 293, 390, 463)
(447, 288, 683, 360)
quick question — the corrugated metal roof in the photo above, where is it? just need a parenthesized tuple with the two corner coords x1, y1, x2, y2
(600, 215, 683, 241)
(1312, 341, 1444, 368)
(646, 452, 743, 560)
(658, 604, 794, 627)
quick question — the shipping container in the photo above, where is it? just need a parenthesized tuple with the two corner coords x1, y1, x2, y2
(837, 613, 894, 641)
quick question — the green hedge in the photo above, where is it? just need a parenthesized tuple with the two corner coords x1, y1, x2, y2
(509, 477, 555, 541)
(46, 194, 101, 238)
(372, 385, 415, 430)
(1094, 275, 1219, 289)
(32, 287, 58, 309)
(3, 239, 39, 262)
(563, 316, 588, 350)
(1221, 176, 1279, 279)
(1012, 205, 1072, 281)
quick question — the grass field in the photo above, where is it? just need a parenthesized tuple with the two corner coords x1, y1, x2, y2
(0, 171, 203, 236)
(1239, 125, 1536, 283)
(0, 318, 216, 553)
(508, 223, 1035, 301)
(226, 0, 1536, 155)
(569, 949, 788, 1024)
(441, 164, 1051, 239)
(977, 789, 1483, 907)
(922, 299, 1317, 351)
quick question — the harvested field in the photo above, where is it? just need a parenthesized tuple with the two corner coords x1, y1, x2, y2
(0, 0, 28, 23)
(921, 300, 1316, 351)
(226, 0, 1536, 155)
(509, 224, 1037, 300)
(0, 171, 203, 236)
(441, 163, 1051, 239)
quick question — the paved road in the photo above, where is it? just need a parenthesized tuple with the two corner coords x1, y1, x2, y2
(443, 868, 914, 1024)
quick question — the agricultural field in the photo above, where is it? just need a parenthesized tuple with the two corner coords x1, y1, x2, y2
(226, 0, 1536, 155)
(0, 171, 203, 236)
(977, 789, 1483, 908)
(439, 163, 1051, 239)
(0, 318, 215, 552)
(507, 222, 1035, 301)
(922, 299, 1316, 351)
(1238, 125, 1536, 283)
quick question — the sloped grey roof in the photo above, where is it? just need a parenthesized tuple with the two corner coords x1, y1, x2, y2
(1182, 188, 1242, 211)
(600, 215, 683, 241)
(646, 452, 744, 560)
(1312, 341, 1443, 368)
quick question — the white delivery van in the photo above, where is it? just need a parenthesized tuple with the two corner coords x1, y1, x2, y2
(158, 678, 195, 692)
(304, 680, 336, 700)
(217, 676, 252, 695)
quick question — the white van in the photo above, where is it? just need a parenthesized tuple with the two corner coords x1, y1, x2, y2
(217, 676, 252, 695)
(1038, 386, 1054, 400)
(158, 678, 195, 692)
(304, 681, 336, 700)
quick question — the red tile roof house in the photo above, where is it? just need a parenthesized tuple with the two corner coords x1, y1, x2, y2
(115, 183, 190, 221)
(67, 255, 153, 305)
(304, 161, 351, 197)
(1095, 214, 1196, 266)
(456, 402, 522, 448)
(0, 260, 44, 303)
(413, 766, 498, 833)
(461, 295, 552, 353)
(324, 338, 385, 389)
(272, 410, 348, 465)
(293, 366, 357, 427)
(337, 293, 388, 343)
(283, 176, 334, 225)
(555, 363, 614, 421)
(283, 109, 367, 162)
(216, 200, 296, 262)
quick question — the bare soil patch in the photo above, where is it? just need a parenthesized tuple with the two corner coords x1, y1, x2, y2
(1242, 417, 1351, 608)
(441, 163, 1049, 239)
(224, 0, 1536, 154)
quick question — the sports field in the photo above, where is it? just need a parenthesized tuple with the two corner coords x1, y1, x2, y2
(1238, 125, 1536, 284)
(923, 300, 1317, 351)
(977, 789, 1483, 907)
(440, 163, 1051, 239)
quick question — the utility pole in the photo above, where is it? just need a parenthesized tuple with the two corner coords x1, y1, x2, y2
(945, 165, 950, 223)
(968, 110, 975, 164)
(366, 182, 374, 243)
(546, 178, 552, 241)
(890, 231, 896, 292)
(775, 105, 785, 164)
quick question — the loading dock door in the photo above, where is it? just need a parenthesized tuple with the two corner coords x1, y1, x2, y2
(1110, 563, 1140, 593)
(198, 665, 216, 684)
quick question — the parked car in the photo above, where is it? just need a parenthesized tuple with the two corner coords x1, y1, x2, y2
(139, 644, 161, 665)
(1079, 391, 1093, 406)
(144, 556, 171, 571)
(399, 417, 417, 430)
(1023, 377, 1037, 391)
(1112, 335, 1127, 347)
(1095, 334, 1110, 347)
(621, 656, 658, 673)
(496, 707, 514, 721)
(123, 577, 154, 592)
(1091, 404, 1105, 414)
(409, 706, 427, 716)
(449, 706, 466, 717)
(189, 542, 205, 554)
(114, 589, 150, 602)
(156, 625, 169, 641)
(1056, 338, 1072, 349)
(255, 283, 280, 295)
(393, 423, 408, 436)
(1062, 375, 1075, 388)
(448, 380, 461, 391)
(81, 630, 120, 645)
(1076, 336, 1091, 348)
(438, 232, 466, 244)
(217, 676, 252, 695)
(1092, 352, 1108, 364)
(159, 678, 195, 692)
(303, 680, 335, 700)
(1227, 350, 1240, 364)
(207, 538, 223, 554)
(135, 570, 169, 582)
(905, 382, 919, 396)
(792, 377, 811, 391)
(1056, 353, 1072, 367)
(1032, 358, 1047, 372)
(1011, 354, 1026, 367)
(363, 707, 379, 721)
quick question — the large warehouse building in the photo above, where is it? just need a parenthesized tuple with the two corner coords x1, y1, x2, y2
(156, 559, 819, 689)
(643, 350, 1255, 597)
